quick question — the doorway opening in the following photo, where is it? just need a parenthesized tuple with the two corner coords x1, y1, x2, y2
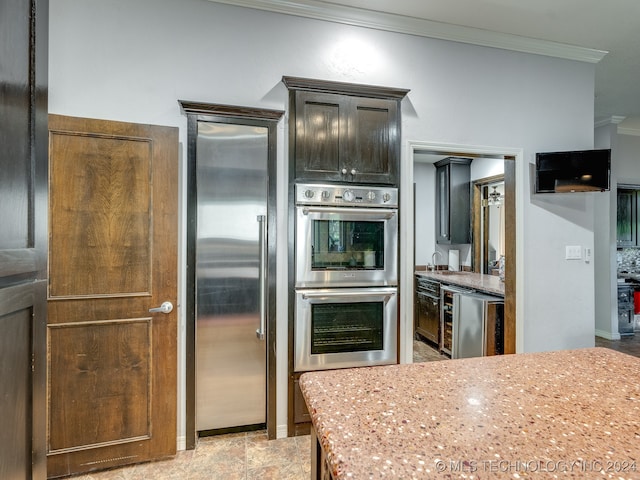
(473, 175, 505, 275)
(403, 141, 521, 363)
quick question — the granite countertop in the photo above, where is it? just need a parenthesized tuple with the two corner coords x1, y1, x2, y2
(300, 348, 640, 479)
(416, 270, 505, 297)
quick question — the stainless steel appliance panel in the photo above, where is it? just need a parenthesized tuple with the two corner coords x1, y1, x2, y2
(452, 291, 503, 359)
(295, 206, 398, 287)
(195, 121, 267, 431)
(295, 287, 397, 371)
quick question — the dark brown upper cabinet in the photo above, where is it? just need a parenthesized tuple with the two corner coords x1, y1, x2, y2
(283, 76, 409, 186)
(435, 157, 472, 245)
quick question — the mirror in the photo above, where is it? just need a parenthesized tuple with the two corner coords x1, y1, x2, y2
(482, 181, 505, 275)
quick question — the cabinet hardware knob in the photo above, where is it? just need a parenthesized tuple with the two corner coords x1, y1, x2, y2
(341, 168, 347, 175)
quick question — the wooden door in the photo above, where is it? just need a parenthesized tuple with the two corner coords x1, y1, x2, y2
(0, 1, 48, 479)
(46, 115, 178, 478)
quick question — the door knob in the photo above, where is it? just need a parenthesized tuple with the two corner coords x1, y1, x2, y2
(149, 301, 173, 314)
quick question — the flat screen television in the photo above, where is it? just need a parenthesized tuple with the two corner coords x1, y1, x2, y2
(535, 149, 611, 193)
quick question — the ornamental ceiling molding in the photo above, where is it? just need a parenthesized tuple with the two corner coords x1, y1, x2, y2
(208, 0, 607, 63)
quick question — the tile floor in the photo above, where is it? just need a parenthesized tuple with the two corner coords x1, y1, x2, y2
(68, 334, 640, 480)
(595, 332, 640, 357)
(69, 431, 311, 480)
(412, 337, 449, 362)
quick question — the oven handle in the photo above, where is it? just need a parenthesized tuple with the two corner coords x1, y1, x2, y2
(301, 206, 396, 219)
(301, 290, 395, 300)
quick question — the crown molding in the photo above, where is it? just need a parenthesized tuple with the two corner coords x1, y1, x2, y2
(208, 0, 608, 63)
(618, 127, 640, 137)
(594, 116, 626, 128)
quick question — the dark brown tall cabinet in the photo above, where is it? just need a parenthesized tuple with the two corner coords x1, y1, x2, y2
(0, 1, 48, 479)
(283, 76, 408, 186)
(283, 77, 408, 436)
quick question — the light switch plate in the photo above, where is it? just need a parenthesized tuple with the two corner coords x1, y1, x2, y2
(565, 245, 582, 260)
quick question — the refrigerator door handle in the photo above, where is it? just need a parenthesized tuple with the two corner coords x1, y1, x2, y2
(256, 215, 267, 340)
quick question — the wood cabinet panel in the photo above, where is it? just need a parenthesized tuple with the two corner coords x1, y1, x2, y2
(294, 92, 343, 181)
(293, 373, 312, 424)
(350, 98, 398, 184)
(415, 293, 439, 345)
(284, 76, 407, 186)
(435, 158, 471, 245)
(0, 1, 48, 478)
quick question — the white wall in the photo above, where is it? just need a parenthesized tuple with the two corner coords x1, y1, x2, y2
(617, 134, 640, 182)
(413, 161, 436, 267)
(593, 129, 640, 339)
(49, 0, 598, 441)
(470, 158, 504, 181)
(593, 123, 618, 339)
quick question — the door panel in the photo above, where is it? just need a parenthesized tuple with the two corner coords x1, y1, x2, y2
(0, 0, 48, 478)
(48, 320, 152, 450)
(48, 133, 152, 297)
(47, 115, 178, 477)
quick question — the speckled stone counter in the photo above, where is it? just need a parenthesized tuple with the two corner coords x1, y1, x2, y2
(416, 270, 505, 296)
(300, 348, 640, 479)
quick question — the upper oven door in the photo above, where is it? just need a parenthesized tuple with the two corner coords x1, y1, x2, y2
(295, 206, 398, 287)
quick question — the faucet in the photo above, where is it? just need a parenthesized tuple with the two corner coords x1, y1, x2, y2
(431, 251, 443, 271)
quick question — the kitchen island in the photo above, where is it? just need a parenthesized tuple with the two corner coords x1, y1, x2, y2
(300, 348, 640, 479)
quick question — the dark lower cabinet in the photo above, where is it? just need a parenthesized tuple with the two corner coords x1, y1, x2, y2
(291, 373, 312, 435)
(416, 293, 440, 344)
(415, 276, 441, 345)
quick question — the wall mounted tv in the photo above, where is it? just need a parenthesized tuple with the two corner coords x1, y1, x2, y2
(535, 149, 611, 193)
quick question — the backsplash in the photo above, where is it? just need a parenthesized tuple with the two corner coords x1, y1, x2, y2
(617, 248, 640, 273)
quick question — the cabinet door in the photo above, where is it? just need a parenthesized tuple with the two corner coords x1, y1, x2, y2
(617, 190, 636, 247)
(435, 164, 451, 244)
(416, 294, 439, 345)
(348, 97, 398, 185)
(294, 91, 346, 182)
(448, 162, 471, 243)
(435, 159, 471, 245)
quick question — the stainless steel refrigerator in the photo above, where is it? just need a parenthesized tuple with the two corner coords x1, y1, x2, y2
(195, 121, 268, 431)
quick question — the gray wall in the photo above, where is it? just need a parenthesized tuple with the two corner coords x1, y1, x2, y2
(50, 0, 599, 440)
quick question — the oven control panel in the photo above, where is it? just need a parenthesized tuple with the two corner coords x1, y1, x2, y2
(295, 183, 398, 208)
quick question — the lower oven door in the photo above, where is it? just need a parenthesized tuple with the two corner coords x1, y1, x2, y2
(295, 287, 398, 372)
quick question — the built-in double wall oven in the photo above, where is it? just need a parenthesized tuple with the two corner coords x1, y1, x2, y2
(294, 183, 399, 372)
